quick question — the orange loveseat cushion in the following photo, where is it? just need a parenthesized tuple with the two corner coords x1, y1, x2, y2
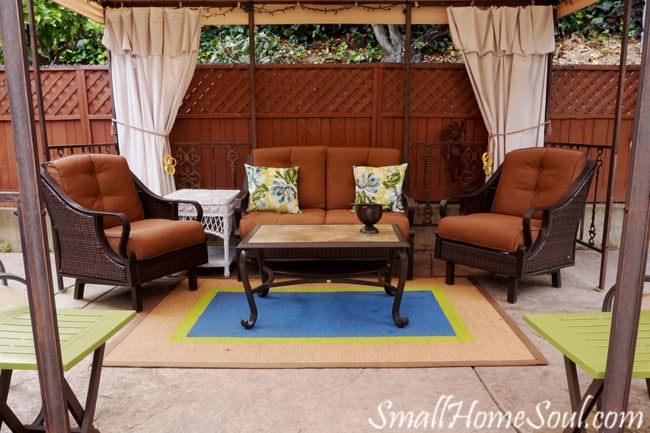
(251, 146, 327, 210)
(324, 209, 410, 239)
(326, 147, 402, 210)
(491, 147, 587, 218)
(45, 154, 144, 228)
(104, 219, 206, 260)
(437, 213, 542, 253)
(239, 209, 326, 239)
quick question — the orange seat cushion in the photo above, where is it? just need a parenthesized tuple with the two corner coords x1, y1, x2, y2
(104, 219, 206, 260)
(324, 209, 410, 239)
(437, 213, 542, 253)
(45, 154, 144, 228)
(239, 209, 326, 239)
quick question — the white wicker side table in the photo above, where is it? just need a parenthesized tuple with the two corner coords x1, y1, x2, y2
(166, 189, 240, 277)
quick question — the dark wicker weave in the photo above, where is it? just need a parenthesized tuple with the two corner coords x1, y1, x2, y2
(39, 163, 209, 312)
(434, 158, 597, 303)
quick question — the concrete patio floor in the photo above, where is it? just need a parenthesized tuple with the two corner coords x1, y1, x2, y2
(0, 248, 649, 433)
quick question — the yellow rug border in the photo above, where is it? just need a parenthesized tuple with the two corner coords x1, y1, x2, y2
(170, 286, 473, 344)
(104, 277, 547, 369)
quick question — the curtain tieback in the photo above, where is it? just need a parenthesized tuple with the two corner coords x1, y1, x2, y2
(112, 119, 177, 176)
(112, 119, 167, 138)
(483, 120, 552, 176)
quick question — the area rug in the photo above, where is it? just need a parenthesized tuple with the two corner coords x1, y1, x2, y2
(104, 277, 546, 368)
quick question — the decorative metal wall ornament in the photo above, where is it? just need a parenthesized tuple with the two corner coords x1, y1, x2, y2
(459, 143, 485, 194)
(587, 148, 605, 247)
(174, 146, 202, 188)
(421, 142, 435, 225)
(226, 143, 240, 187)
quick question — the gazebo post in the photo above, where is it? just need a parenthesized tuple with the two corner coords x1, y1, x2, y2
(599, 0, 650, 429)
(24, 0, 49, 162)
(0, 0, 71, 432)
(403, 1, 412, 165)
(597, 0, 632, 293)
(248, 4, 258, 150)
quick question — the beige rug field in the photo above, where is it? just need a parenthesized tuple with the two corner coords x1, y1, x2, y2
(105, 277, 546, 369)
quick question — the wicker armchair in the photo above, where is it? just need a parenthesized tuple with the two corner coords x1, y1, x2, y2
(434, 147, 597, 303)
(40, 154, 208, 312)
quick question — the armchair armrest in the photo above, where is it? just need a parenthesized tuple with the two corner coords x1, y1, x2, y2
(98, 211, 132, 259)
(522, 207, 545, 249)
(440, 170, 501, 218)
(521, 160, 597, 250)
(522, 201, 578, 253)
(162, 197, 205, 222)
(233, 188, 249, 239)
(400, 193, 416, 226)
(133, 178, 203, 221)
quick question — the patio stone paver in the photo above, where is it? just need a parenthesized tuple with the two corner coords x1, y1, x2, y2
(1, 249, 649, 433)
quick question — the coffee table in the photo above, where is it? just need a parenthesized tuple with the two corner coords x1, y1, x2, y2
(236, 224, 410, 329)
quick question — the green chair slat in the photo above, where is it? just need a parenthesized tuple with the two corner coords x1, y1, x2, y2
(0, 306, 135, 371)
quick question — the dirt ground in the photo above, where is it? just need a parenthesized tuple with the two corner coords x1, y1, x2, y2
(428, 34, 642, 65)
(554, 34, 642, 65)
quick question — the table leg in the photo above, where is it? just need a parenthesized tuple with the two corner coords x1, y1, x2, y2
(0, 370, 26, 433)
(256, 250, 274, 297)
(223, 216, 231, 278)
(563, 356, 603, 433)
(239, 249, 258, 329)
(1, 351, 103, 433)
(391, 249, 409, 328)
(78, 345, 103, 433)
(382, 254, 395, 295)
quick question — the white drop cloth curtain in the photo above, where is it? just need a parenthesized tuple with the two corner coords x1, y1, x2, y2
(447, 6, 555, 175)
(103, 7, 202, 196)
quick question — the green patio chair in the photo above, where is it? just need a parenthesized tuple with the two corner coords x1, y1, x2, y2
(0, 306, 135, 433)
(524, 310, 650, 433)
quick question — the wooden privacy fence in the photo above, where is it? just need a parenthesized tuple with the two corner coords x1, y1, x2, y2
(0, 64, 637, 208)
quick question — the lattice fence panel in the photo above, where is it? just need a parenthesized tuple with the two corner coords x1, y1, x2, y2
(623, 69, 640, 115)
(85, 70, 112, 116)
(40, 70, 79, 116)
(180, 67, 251, 115)
(256, 67, 374, 114)
(381, 68, 404, 113)
(0, 73, 9, 118)
(410, 68, 481, 116)
(0, 64, 641, 201)
(550, 67, 638, 117)
(0, 70, 100, 118)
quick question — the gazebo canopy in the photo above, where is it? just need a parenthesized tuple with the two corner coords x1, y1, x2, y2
(53, 0, 592, 25)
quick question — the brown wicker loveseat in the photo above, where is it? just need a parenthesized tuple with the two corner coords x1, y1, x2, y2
(234, 146, 415, 279)
(434, 147, 597, 303)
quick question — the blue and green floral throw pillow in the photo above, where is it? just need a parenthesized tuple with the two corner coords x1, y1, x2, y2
(245, 164, 301, 214)
(353, 163, 407, 212)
